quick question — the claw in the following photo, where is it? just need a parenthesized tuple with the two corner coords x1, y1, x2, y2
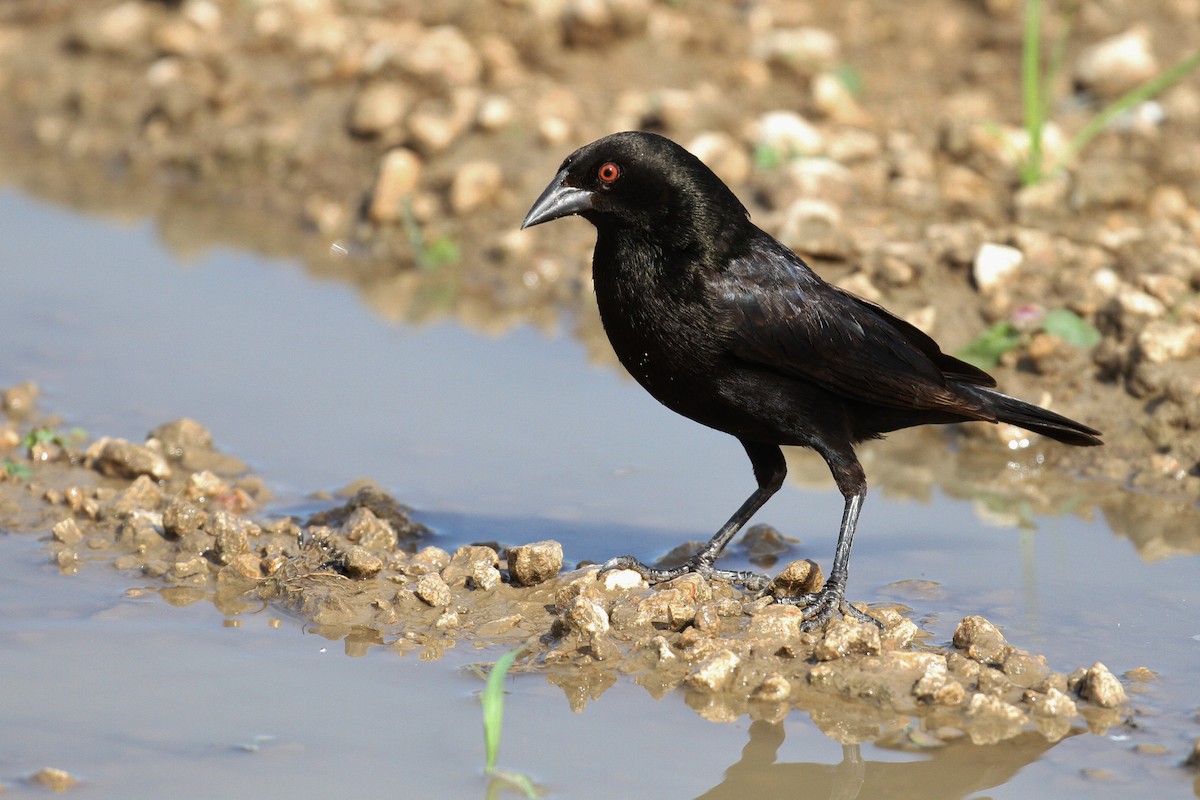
(776, 584, 883, 631)
(599, 554, 770, 591)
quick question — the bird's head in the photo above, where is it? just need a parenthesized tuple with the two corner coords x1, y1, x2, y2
(521, 131, 750, 243)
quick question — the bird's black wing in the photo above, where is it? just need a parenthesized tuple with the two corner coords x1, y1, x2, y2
(717, 234, 997, 414)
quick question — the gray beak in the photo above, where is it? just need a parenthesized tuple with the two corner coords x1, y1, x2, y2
(521, 170, 594, 229)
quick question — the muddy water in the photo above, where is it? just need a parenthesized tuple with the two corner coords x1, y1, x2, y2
(1, 190, 1198, 798)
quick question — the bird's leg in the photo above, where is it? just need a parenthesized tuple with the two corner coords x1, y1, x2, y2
(601, 442, 784, 592)
(792, 492, 881, 630)
(602, 487, 774, 589)
(777, 449, 881, 630)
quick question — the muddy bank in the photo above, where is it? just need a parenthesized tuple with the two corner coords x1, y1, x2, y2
(0, 0, 1198, 504)
(0, 390, 1165, 749)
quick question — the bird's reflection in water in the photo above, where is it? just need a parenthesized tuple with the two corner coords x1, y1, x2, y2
(694, 720, 1061, 800)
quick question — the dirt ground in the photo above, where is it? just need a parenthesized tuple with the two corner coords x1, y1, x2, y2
(1, 0, 1199, 749)
(1, 0, 1199, 496)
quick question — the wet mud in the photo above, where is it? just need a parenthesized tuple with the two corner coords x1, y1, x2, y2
(0, 0, 1198, 506)
(0, 391, 1158, 749)
(1, 0, 1200, 784)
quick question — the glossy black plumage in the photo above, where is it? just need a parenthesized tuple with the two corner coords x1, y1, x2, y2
(522, 131, 1101, 629)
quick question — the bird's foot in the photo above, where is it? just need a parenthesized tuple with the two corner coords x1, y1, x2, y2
(600, 554, 771, 592)
(776, 583, 882, 632)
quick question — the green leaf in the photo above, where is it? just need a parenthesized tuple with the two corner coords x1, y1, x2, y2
(423, 236, 460, 269)
(21, 427, 59, 449)
(753, 144, 782, 171)
(833, 63, 863, 97)
(483, 645, 524, 774)
(3, 458, 31, 479)
(956, 321, 1022, 370)
(1040, 308, 1100, 348)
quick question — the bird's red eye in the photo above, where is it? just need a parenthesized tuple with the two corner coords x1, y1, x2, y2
(597, 162, 620, 184)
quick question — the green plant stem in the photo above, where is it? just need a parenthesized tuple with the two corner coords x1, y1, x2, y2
(482, 645, 525, 775)
(1021, 0, 1044, 185)
(1045, 0, 1077, 103)
(1048, 47, 1200, 176)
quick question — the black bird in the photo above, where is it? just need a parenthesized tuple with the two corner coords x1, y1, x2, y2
(522, 131, 1101, 630)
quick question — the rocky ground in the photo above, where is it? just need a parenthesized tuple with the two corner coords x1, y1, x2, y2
(0, 390, 1143, 745)
(1, 0, 1199, 752)
(0, 0, 1198, 499)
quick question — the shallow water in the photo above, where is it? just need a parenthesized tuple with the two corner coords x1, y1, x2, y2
(1, 190, 1198, 797)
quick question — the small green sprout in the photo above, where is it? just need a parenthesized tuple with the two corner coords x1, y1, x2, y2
(480, 644, 539, 798)
(1020, 0, 1200, 184)
(958, 307, 1100, 369)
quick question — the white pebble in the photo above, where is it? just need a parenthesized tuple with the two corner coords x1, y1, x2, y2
(972, 243, 1024, 292)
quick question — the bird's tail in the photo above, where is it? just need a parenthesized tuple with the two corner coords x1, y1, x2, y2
(972, 388, 1102, 447)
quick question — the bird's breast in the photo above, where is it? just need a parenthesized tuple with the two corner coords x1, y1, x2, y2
(593, 267, 724, 411)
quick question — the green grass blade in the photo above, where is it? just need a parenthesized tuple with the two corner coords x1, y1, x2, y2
(1044, 0, 1078, 114)
(1051, 47, 1200, 175)
(482, 645, 525, 774)
(1021, 0, 1044, 186)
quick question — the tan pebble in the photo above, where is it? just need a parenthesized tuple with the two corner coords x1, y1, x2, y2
(563, 595, 609, 637)
(1030, 686, 1079, 718)
(751, 27, 840, 72)
(52, 518, 84, 545)
(469, 563, 501, 591)
(442, 545, 499, 587)
(753, 673, 791, 702)
(811, 72, 871, 125)
(769, 559, 823, 598)
(476, 94, 514, 131)
(1074, 27, 1159, 98)
(411, 545, 450, 571)
(755, 110, 825, 158)
(28, 767, 78, 791)
(221, 552, 264, 580)
(506, 540, 563, 586)
(450, 160, 504, 215)
(657, 572, 712, 603)
(348, 83, 410, 136)
(1133, 743, 1170, 756)
(368, 148, 422, 223)
(415, 573, 452, 607)
(913, 658, 949, 699)
(953, 615, 1010, 665)
(2, 382, 38, 417)
(934, 679, 966, 706)
(687, 649, 740, 692)
(1081, 662, 1128, 708)
(86, 437, 171, 480)
(1138, 321, 1200, 364)
(1123, 666, 1157, 683)
(400, 25, 481, 87)
(687, 131, 751, 186)
(344, 546, 383, 579)
(813, 617, 881, 661)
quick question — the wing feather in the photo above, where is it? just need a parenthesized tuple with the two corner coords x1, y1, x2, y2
(717, 235, 995, 415)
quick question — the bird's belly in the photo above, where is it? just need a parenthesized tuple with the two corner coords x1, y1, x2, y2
(604, 321, 778, 436)
(605, 320, 856, 446)
(596, 285, 838, 444)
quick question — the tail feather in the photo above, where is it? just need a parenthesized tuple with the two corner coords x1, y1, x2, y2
(974, 388, 1102, 447)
